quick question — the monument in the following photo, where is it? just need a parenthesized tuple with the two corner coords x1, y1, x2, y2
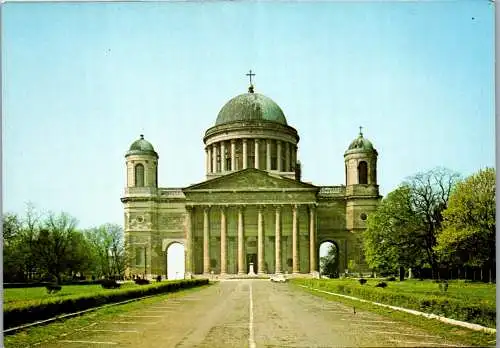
(121, 71, 382, 279)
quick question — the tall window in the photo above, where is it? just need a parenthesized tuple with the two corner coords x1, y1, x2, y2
(135, 247, 144, 266)
(358, 161, 368, 184)
(135, 164, 145, 187)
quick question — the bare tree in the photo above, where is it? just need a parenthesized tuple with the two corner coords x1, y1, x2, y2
(34, 212, 79, 283)
(405, 167, 460, 278)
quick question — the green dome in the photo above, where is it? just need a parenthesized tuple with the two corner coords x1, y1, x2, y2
(345, 132, 376, 155)
(215, 92, 287, 126)
(126, 135, 158, 157)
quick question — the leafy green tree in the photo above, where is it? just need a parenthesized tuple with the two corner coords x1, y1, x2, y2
(435, 168, 496, 271)
(320, 243, 338, 277)
(364, 186, 425, 275)
(85, 223, 125, 279)
(3, 213, 25, 281)
(33, 212, 79, 283)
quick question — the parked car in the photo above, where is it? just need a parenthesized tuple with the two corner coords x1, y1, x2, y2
(270, 274, 288, 283)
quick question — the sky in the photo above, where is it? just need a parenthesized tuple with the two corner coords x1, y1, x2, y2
(2, 1, 495, 230)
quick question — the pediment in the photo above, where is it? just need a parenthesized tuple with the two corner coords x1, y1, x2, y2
(183, 168, 317, 192)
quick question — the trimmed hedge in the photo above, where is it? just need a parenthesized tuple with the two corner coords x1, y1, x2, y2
(292, 279, 495, 329)
(4, 279, 209, 329)
(4, 280, 103, 289)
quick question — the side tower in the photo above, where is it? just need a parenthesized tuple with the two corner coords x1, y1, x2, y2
(122, 135, 159, 279)
(125, 134, 159, 190)
(344, 129, 381, 271)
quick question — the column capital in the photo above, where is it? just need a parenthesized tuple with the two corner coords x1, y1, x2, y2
(243, 138, 248, 143)
(186, 205, 194, 212)
(308, 203, 317, 211)
(292, 203, 299, 211)
(230, 139, 236, 144)
(274, 204, 282, 212)
(255, 138, 260, 144)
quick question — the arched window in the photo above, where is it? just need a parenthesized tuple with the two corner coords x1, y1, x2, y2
(135, 164, 145, 187)
(358, 161, 368, 184)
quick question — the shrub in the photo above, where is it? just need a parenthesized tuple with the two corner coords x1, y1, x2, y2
(134, 278, 150, 285)
(385, 276, 396, 281)
(101, 279, 121, 289)
(45, 284, 62, 294)
(375, 282, 387, 288)
(358, 278, 367, 285)
(4, 279, 209, 329)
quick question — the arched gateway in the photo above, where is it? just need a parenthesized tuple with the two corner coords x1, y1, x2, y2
(166, 242, 185, 280)
(121, 74, 382, 279)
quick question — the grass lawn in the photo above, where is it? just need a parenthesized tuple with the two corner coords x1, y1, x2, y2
(329, 278, 495, 308)
(5, 282, 154, 309)
(291, 284, 496, 347)
(291, 278, 496, 329)
(4, 283, 213, 348)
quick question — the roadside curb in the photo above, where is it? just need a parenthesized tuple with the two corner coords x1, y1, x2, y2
(298, 285, 496, 335)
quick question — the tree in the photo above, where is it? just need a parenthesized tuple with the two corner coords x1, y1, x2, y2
(404, 167, 460, 277)
(364, 186, 425, 275)
(435, 168, 496, 272)
(3, 213, 25, 281)
(364, 167, 459, 278)
(320, 243, 338, 277)
(85, 224, 125, 279)
(33, 212, 79, 283)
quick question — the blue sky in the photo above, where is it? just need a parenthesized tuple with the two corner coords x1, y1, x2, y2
(2, 1, 495, 229)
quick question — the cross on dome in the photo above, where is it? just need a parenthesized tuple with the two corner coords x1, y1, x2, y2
(246, 69, 256, 93)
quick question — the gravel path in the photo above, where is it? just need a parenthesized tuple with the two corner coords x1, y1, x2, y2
(40, 279, 462, 347)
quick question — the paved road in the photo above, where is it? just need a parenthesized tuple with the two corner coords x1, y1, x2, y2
(41, 280, 461, 347)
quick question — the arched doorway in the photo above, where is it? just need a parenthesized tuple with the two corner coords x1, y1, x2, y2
(166, 242, 185, 280)
(319, 241, 339, 278)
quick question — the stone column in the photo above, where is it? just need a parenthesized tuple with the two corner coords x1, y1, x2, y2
(205, 147, 210, 174)
(242, 139, 248, 169)
(292, 204, 299, 274)
(309, 205, 317, 273)
(203, 206, 210, 274)
(212, 143, 217, 173)
(220, 207, 227, 275)
(275, 205, 282, 274)
(254, 139, 260, 169)
(285, 142, 290, 172)
(277, 140, 282, 172)
(237, 207, 245, 274)
(185, 206, 193, 276)
(266, 140, 272, 170)
(221, 141, 226, 172)
(257, 206, 264, 274)
(231, 140, 236, 172)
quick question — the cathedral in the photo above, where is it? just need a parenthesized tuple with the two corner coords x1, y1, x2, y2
(121, 77, 381, 279)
